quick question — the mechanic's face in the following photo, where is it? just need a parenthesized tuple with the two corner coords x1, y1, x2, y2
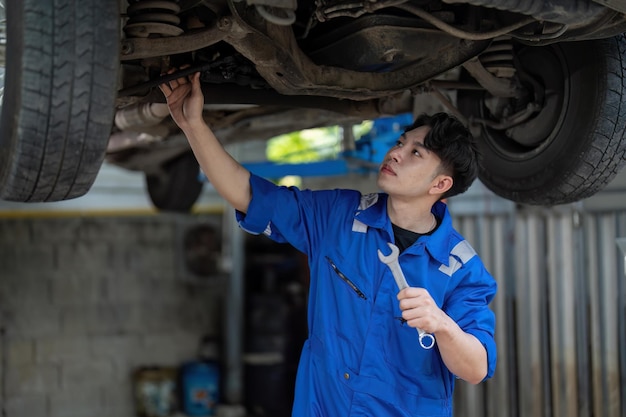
(377, 125, 451, 200)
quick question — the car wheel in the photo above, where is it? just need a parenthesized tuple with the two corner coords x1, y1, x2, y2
(458, 35, 626, 206)
(0, 0, 119, 202)
(146, 152, 204, 212)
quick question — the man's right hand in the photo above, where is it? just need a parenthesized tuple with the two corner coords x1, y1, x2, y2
(157, 67, 253, 213)
(159, 69, 204, 131)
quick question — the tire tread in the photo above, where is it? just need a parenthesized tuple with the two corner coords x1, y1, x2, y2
(0, 0, 119, 202)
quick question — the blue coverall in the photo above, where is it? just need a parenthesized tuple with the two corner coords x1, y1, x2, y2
(237, 174, 497, 417)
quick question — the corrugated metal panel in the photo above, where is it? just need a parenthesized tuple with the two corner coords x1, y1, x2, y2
(451, 207, 626, 417)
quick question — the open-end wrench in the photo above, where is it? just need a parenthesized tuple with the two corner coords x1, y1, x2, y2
(377, 242, 436, 349)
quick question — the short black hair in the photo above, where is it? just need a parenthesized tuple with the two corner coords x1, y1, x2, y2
(404, 112, 479, 199)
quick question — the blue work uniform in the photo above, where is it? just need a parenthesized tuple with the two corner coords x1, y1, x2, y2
(237, 174, 497, 417)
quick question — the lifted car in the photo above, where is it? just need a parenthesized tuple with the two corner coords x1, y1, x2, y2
(1, 0, 626, 211)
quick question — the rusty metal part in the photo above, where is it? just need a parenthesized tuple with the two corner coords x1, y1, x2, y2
(118, 61, 224, 96)
(121, 13, 489, 100)
(479, 38, 516, 78)
(115, 102, 171, 130)
(315, 0, 409, 21)
(462, 57, 519, 98)
(124, 0, 183, 38)
(121, 26, 228, 60)
(137, 81, 411, 119)
(471, 102, 542, 131)
(442, 0, 607, 26)
(221, 3, 491, 100)
(425, 84, 469, 126)
(394, 3, 536, 41)
(125, 22, 184, 37)
(254, 4, 296, 25)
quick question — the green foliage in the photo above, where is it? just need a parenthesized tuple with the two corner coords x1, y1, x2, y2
(353, 120, 374, 140)
(266, 122, 373, 163)
(266, 126, 338, 163)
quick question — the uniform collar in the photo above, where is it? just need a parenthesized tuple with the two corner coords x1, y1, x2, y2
(420, 201, 455, 266)
(355, 195, 454, 266)
(353, 193, 390, 230)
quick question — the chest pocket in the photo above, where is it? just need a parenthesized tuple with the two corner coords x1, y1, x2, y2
(318, 255, 374, 367)
(325, 256, 368, 300)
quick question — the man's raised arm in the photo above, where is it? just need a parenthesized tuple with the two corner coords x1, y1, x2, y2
(159, 71, 251, 213)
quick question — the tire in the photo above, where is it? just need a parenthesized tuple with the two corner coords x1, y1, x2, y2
(146, 152, 204, 212)
(458, 35, 626, 206)
(0, 0, 120, 202)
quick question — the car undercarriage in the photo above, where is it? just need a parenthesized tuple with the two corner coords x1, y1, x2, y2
(2, 0, 626, 210)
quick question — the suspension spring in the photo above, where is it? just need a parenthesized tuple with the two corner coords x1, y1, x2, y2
(124, 0, 183, 38)
(479, 38, 516, 79)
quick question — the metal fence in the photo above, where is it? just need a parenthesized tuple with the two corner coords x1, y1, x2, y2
(452, 205, 626, 417)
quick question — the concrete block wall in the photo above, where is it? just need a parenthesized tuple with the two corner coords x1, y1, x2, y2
(0, 214, 224, 417)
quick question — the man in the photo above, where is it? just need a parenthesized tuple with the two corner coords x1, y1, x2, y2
(160, 70, 497, 417)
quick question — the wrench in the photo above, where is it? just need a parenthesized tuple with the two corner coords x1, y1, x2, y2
(377, 242, 436, 350)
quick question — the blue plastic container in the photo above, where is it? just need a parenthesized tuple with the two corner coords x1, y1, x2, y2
(181, 361, 220, 416)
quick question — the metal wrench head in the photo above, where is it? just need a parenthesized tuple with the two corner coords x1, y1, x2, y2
(377, 242, 400, 265)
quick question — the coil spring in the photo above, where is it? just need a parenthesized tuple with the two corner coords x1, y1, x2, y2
(124, 0, 183, 38)
(479, 38, 516, 79)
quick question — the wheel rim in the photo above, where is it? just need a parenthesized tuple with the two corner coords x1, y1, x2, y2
(479, 46, 569, 162)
